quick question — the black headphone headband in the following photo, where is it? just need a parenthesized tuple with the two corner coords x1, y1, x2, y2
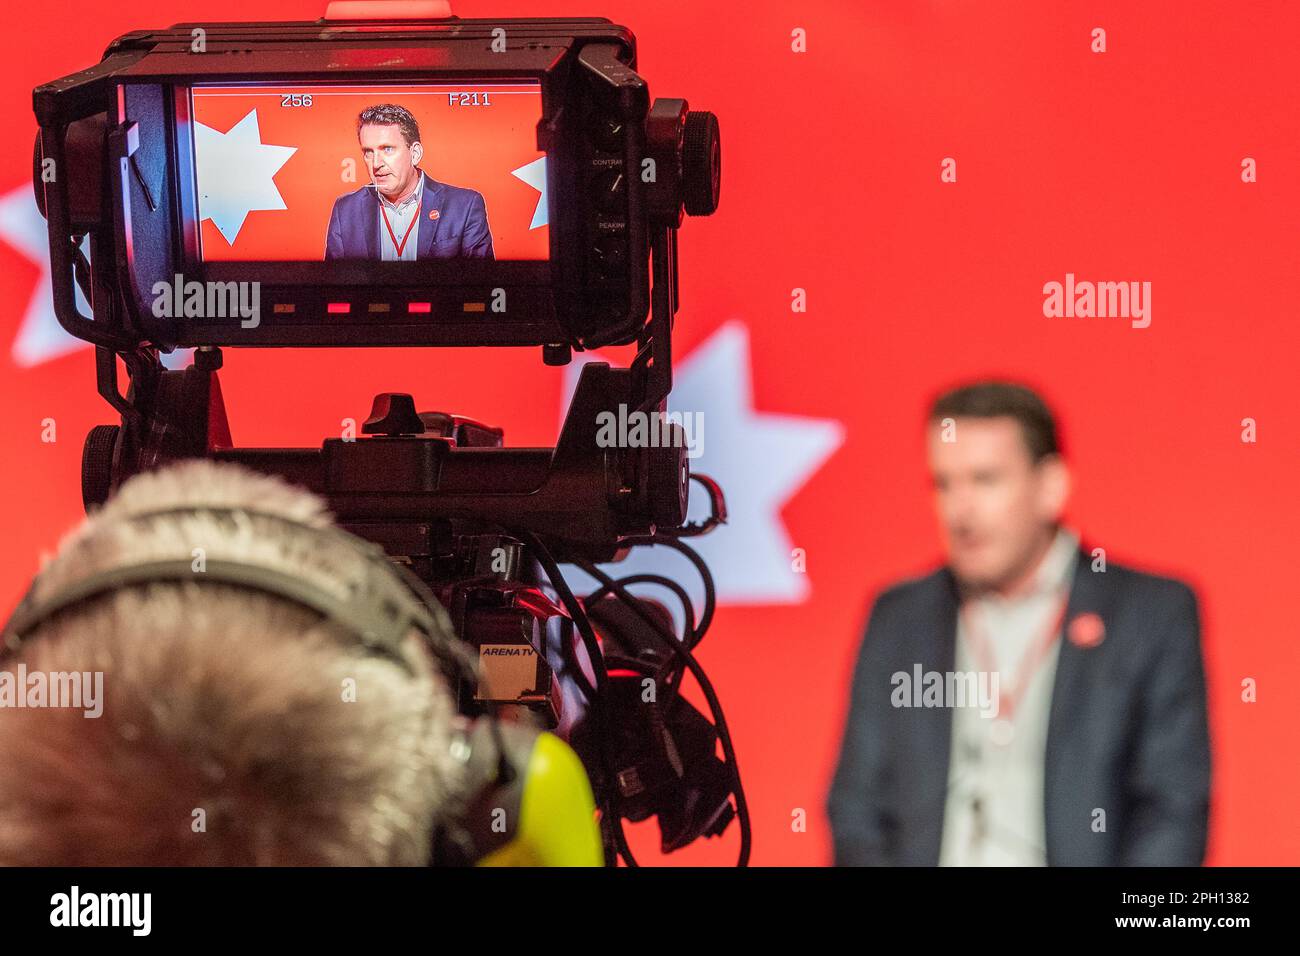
(1, 505, 475, 680)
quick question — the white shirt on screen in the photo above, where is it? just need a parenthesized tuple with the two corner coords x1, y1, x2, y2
(377, 171, 425, 262)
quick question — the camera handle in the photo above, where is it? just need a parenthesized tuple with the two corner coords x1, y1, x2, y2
(323, 2, 455, 26)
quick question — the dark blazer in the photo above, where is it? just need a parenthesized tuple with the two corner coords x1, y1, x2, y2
(828, 544, 1211, 866)
(324, 176, 495, 260)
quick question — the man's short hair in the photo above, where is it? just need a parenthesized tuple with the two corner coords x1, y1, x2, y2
(0, 460, 462, 866)
(927, 381, 1061, 463)
(357, 103, 421, 146)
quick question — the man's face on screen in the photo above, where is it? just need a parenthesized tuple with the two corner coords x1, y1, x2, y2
(926, 416, 1067, 592)
(359, 123, 422, 200)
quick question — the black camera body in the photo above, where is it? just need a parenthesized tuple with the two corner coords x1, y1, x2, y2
(32, 9, 745, 862)
(35, 15, 719, 351)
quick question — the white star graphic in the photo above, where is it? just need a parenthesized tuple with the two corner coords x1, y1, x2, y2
(510, 157, 548, 229)
(0, 185, 192, 370)
(194, 110, 297, 245)
(0, 184, 91, 367)
(562, 320, 844, 608)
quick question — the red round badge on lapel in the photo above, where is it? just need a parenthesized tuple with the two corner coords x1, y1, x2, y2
(1068, 612, 1105, 648)
(429, 209, 439, 220)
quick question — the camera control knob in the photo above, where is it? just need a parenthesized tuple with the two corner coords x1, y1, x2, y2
(592, 115, 626, 154)
(592, 236, 628, 278)
(362, 393, 426, 436)
(591, 168, 627, 213)
(682, 110, 721, 216)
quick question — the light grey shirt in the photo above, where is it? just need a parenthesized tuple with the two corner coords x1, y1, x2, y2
(378, 171, 425, 262)
(938, 526, 1080, 866)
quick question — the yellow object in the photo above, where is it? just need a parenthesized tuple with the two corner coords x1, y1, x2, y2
(478, 732, 603, 867)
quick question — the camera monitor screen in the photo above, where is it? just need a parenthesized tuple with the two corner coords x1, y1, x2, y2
(187, 82, 549, 263)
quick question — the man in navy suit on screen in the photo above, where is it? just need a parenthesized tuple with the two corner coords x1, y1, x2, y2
(325, 103, 494, 261)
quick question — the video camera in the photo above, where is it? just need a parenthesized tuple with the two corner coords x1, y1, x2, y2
(31, 3, 747, 865)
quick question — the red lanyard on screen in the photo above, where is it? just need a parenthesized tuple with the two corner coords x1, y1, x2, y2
(959, 588, 1070, 721)
(380, 198, 422, 257)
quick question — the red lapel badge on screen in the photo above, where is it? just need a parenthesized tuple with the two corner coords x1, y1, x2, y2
(429, 209, 440, 220)
(1068, 612, 1105, 649)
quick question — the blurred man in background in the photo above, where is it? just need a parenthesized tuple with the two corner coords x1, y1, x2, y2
(828, 381, 1210, 865)
(0, 460, 464, 865)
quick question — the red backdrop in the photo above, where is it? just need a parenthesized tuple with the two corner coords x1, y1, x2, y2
(1, 0, 1296, 865)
